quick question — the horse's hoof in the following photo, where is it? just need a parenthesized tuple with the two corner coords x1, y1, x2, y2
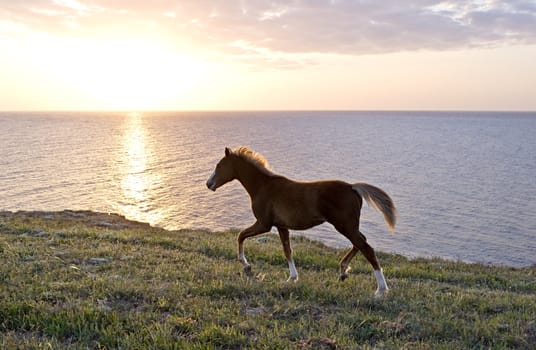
(243, 265, 253, 276)
(340, 266, 351, 281)
(374, 287, 389, 298)
(287, 275, 299, 282)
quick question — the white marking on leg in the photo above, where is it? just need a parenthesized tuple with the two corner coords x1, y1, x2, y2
(238, 247, 249, 268)
(287, 259, 299, 281)
(374, 269, 389, 297)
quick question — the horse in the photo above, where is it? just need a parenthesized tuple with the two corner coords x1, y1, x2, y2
(206, 146, 396, 297)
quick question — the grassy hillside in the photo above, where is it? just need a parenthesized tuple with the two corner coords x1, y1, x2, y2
(1, 210, 535, 349)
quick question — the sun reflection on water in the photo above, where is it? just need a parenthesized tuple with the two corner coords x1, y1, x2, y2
(119, 112, 162, 225)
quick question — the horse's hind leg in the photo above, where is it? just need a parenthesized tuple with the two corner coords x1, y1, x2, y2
(339, 246, 359, 281)
(352, 231, 389, 297)
(277, 228, 298, 281)
(336, 224, 389, 297)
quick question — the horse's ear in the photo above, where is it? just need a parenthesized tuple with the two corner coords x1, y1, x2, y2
(225, 147, 231, 157)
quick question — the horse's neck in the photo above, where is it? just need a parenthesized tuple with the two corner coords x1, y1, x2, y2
(236, 161, 270, 198)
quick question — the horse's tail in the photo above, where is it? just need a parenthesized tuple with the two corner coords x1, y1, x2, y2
(352, 183, 396, 232)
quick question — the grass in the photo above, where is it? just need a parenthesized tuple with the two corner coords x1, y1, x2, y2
(1, 210, 535, 349)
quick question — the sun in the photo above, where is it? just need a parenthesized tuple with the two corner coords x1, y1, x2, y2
(81, 40, 208, 110)
(31, 35, 210, 110)
(85, 40, 207, 110)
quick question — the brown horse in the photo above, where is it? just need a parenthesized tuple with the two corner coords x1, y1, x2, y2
(206, 146, 396, 297)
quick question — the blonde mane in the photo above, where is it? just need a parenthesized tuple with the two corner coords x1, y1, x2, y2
(232, 146, 272, 174)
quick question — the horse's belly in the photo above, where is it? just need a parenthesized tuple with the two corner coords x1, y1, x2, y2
(273, 208, 325, 231)
(287, 219, 325, 231)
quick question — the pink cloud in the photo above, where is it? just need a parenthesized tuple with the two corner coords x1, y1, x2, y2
(1, 0, 535, 62)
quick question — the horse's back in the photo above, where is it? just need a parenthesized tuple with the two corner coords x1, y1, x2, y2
(264, 178, 360, 230)
(314, 180, 363, 219)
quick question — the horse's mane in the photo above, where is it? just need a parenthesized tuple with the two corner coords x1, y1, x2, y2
(231, 146, 273, 174)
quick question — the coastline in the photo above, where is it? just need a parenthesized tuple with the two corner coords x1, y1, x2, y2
(2, 209, 533, 268)
(0, 209, 153, 231)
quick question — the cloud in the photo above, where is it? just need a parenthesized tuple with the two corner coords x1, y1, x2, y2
(2, 0, 535, 65)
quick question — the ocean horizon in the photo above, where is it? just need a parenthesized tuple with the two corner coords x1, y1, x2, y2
(1, 110, 535, 267)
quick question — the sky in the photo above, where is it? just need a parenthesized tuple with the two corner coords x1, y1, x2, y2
(1, 0, 535, 111)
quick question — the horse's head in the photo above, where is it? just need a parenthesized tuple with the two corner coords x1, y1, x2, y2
(206, 147, 236, 191)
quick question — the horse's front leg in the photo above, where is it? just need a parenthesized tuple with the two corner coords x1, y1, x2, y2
(277, 227, 298, 282)
(237, 221, 270, 275)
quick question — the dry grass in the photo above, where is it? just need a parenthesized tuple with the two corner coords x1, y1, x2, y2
(1, 210, 535, 349)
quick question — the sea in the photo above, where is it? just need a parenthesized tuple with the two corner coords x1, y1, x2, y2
(1, 111, 535, 267)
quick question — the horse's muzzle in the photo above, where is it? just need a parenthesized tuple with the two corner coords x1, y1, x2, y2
(206, 171, 217, 191)
(206, 180, 216, 191)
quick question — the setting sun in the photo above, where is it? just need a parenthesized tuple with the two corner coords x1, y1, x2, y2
(14, 34, 213, 110)
(74, 41, 206, 110)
